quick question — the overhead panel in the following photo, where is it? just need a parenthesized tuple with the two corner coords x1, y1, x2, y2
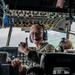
(4, 9, 70, 33)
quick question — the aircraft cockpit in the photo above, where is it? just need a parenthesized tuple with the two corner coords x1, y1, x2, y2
(0, 0, 75, 75)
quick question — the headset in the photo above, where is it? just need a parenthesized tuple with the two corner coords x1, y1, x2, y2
(29, 25, 48, 43)
(58, 37, 66, 52)
(58, 45, 64, 52)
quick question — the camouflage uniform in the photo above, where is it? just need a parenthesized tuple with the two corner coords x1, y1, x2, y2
(20, 42, 55, 75)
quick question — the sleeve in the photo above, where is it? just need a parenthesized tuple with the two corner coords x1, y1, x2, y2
(27, 50, 40, 64)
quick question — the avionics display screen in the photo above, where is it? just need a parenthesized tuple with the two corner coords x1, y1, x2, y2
(0, 52, 7, 64)
(53, 67, 70, 74)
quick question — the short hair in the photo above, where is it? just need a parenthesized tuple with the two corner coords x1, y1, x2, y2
(59, 39, 73, 49)
(30, 24, 43, 32)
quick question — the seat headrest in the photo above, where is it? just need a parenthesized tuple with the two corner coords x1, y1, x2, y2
(64, 49, 75, 53)
(40, 53, 75, 74)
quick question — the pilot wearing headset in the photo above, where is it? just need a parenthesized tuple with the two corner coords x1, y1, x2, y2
(58, 38, 73, 52)
(11, 24, 55, 75)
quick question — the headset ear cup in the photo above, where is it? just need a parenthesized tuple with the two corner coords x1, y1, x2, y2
(29, 34, 33, 43)
(43, 29, 48, 40)
(59, 46, 64, 52)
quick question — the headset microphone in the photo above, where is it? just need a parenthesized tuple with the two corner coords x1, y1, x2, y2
(35, 37, 42, 41)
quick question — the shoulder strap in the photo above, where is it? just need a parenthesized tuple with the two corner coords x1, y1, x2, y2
(39, 43, 49, 52)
